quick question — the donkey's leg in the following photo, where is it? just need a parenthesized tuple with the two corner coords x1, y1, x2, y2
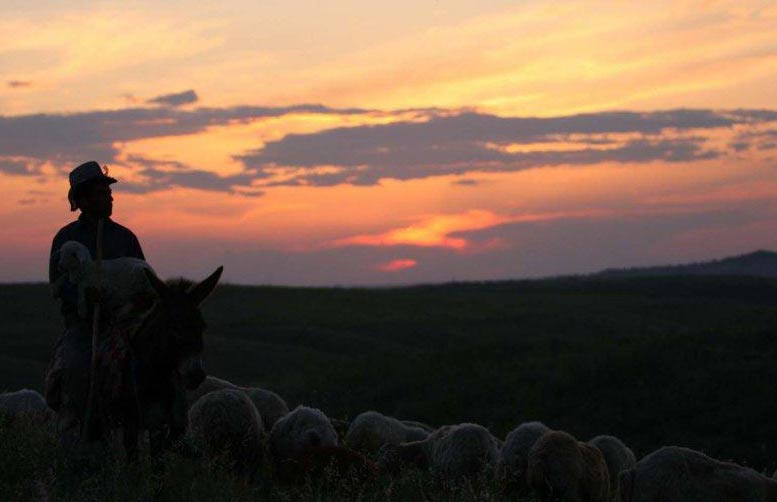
(122, 420, 140, 462)
(149, 426, 168, 457)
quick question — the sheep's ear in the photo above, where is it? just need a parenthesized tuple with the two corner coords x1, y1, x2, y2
(188, 266, 223, 306)
(143, 268, 169, 297)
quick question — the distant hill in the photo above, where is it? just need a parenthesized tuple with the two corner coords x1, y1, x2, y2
(595, 250, 777, 278)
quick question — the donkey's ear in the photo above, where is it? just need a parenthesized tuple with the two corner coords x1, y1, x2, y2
(143, 267, 169, 297)
(189, 266, 223, 306)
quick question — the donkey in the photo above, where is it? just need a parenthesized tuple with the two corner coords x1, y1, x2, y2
(74, 266, 223, 459)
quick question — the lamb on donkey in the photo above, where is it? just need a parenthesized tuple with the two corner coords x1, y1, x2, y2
(345, 410, 429, 454)
(588, 434, 637, 502)
(497, 421, 550, 494)
(619, 446, 777, 502)
(52, 240, 155, 319)
(377, 423, 500, 482)
(187, 388, 265, 478)
(527, 430, 610, 502)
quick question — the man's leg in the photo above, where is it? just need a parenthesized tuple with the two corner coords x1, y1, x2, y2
(44, 324, 91, 448)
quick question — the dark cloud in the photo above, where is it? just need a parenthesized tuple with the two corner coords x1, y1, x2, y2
(0, 103, 371, 172)
(237, 110, 727, 186)
(452, 178, 480, 186)
(147, 89, 199, 107)
(0, 158, 31, 175)
(120, 155, 263, 196)
(1, 105, 775, 194)
(7, 80, 31, 88)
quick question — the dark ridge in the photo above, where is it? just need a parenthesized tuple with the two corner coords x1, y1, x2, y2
(594, 249, 777, 279)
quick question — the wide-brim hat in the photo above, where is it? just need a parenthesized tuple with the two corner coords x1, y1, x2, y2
(68, 161, 117, 211)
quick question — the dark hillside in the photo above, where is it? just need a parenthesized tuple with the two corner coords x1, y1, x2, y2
(2, 275, 777, 470)
(597, 249, 777, 278)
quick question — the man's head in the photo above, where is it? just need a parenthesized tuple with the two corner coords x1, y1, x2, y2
(68, 161, 117, 217)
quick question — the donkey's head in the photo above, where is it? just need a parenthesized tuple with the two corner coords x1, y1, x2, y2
(143, 266, 223, 390)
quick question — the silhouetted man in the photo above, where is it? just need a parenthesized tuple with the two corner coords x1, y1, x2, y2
(45, 161, 145, 416)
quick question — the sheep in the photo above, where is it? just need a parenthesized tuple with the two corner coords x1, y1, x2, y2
(186, 375, 240, 406)
(432, 423, 500, 482)
(527, 430, 609, 502)
(345, 411, 429, 454)
(243, 387, 289, 432)
(52, 240, 156, 319)
(401, 420, 435, 433)
(377, 423, 500, 482)
(498, 421, 550, 494)
(269, 405, 339, 467)
(619, 446, 777, 502)
(588, 435, 637, 501)
(0, 389, 55, 423)
(187, 388, 264, 477)
(186, 376, 289, 431)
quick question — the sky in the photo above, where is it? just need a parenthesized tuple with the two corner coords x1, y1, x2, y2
(2, 0, 777, 285)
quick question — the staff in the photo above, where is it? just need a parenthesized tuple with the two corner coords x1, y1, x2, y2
(82, 217, 104, 441)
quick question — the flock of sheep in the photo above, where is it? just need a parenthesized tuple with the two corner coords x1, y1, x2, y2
(3, 380, 777, 501)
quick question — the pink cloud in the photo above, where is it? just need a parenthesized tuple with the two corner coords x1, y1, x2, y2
(377, 259, 418, 272)
(330, 209, 612, 253)
(332, 210, 513, 251)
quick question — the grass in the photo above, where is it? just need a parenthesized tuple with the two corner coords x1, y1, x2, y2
(2, 274, 777, 498)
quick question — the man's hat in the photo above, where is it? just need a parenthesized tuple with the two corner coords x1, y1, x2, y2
(68, 161, 117, 211)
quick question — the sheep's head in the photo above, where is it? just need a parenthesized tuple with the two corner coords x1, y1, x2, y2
(57, 241, 90, 282)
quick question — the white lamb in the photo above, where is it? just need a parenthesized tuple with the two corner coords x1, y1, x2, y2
(620, 446, 777, 502)
(243, 387, 290, 432)
(52, 240, 156, 319)
(588, 434, 637, 501)
(345, 410, 429, 454)
(498, 421, 550, 493)
(0, 389, 55, 423)
(186, 375, 290, 432)
(187, 388, 265, 477)
(377, 423, 500, 481)
(269, 405, 339, 463)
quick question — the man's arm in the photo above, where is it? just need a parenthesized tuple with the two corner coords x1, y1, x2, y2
(128, 232, 146, 261)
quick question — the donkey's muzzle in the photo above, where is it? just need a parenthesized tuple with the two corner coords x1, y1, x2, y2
(185, 368, 206, 390)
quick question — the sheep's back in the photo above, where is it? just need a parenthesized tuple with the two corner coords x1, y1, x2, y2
(431, 423, 499, 480)
(0, 389, 53, 423)
(187, 388, 264, 470)
(242, 387, 289, 432)
(627, 446, 772, 502)
(346, 411, 425, 453)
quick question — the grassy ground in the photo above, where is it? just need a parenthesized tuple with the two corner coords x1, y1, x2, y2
(0, 415, 512, 502)
(2, 275, 777, 497)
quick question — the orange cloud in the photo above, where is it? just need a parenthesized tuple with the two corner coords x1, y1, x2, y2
(377, 259, 417, 272)
(332, 210, 511, 251)
(329, 208, 614, 252)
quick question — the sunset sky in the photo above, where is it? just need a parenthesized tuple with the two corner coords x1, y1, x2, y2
(2, 0, 777, 285)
